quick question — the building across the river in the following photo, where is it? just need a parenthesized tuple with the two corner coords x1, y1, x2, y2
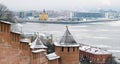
(39, 10, 48, 20)
(71, 12, 104, 21)
(0, 20, 112, 64)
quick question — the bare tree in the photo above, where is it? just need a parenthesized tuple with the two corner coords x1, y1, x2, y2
(0, 4, 15, 22)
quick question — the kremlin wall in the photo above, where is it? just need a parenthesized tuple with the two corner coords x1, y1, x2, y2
(0, 20, 112, 64)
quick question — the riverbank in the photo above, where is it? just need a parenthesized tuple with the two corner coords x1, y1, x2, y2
(24, 19, 118, 24)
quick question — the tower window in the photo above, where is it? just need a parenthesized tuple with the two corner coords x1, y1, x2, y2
(1, 23, 3, 32)
(68, 47, 70, 52)
(62, 47, 64, 52)
(73, 47, 75, 51)
(77, 48, 79, 51)
(0, 23, 1, 32)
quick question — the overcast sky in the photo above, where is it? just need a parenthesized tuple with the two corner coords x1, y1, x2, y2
(0, 0, 120, 11)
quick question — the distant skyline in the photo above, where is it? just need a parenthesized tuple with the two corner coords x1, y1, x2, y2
(0, 0, 120, 11)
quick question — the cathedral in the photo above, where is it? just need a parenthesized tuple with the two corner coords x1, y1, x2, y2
(39, 10, 48, 20)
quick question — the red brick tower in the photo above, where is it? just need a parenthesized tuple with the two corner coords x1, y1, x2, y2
(54, 26, 79, 64)
(0, 21, 11, 44)
(30, 35, 48, 64)
(0, 20, 21, 64)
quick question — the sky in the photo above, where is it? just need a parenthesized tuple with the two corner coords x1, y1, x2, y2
(0, 0, 120, 11)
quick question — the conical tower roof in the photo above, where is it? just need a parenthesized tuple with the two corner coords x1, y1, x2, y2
(30, 36, 47, 49)
(54, 26, 79, 47)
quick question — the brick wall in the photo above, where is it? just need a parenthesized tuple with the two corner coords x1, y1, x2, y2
(0, 22, 11, 44)
(20, 42, 30, 64)
(55, 46, 79, 64)
(48, 59, 59, 64)
(10, 32, 20, 49)
(31, 51, 48, 64)
(79, 50, 112, 64)
(0, 21, 49, 64)
(0, 21, 21, 64)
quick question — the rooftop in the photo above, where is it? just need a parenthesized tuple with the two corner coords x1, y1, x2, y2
(115, 57, 120, 63)
(46, 52, 60, 60)
(54, 42, 79, 47)
(0, 20, 12, 24)
(30, 36, 47, 49)
(79, 44, 112, 55)
(20, 38, 31, 43)
(11, 31, 22, 35)
(32, 49, 46, 53)
(54, 26, 79, 47)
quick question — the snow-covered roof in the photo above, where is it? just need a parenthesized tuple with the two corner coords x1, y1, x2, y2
(30, 36, 47, 49)
(11, 23, 23, 34)
(54, 26, 79, 47)
(115, 57, 120, 63)
(46, 52, 60, 60)
(79, 44, 112, 55)
(32, 49, 46, 53)
(29, 43, 32, 45)
(11, 31, 22, 34)
(20, 38, 31, 43)
(54, 42, 79, 47)
(0, 20, 12, 24)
